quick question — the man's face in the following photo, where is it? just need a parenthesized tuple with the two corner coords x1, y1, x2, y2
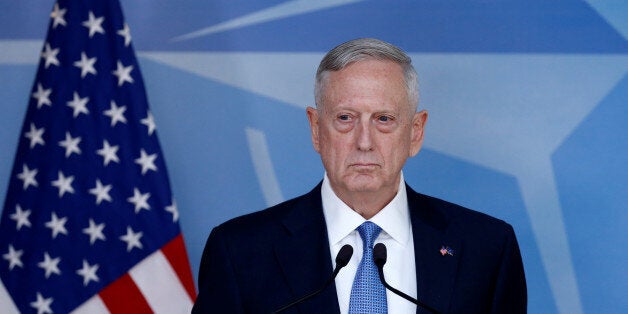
(307, 59, 427, 200)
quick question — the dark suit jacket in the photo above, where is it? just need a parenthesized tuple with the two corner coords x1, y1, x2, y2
(192, 184, 526, 313)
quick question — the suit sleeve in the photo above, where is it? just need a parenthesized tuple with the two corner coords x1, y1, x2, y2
(192, 226, 245, 314)
(490, 224, 527, 313)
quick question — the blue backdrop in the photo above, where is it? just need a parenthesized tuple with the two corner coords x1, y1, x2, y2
(1, 1, 626, 313)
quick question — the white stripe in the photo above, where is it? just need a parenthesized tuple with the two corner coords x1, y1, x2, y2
(0, 279, 19, 314)
(71, 295, 110, 314)
(129, 250, 193, 314)
(245, 127, 284, 206)
(172, 0, 365, 41)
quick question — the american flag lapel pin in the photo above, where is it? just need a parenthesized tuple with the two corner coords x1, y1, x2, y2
(440, 245, 454, 256)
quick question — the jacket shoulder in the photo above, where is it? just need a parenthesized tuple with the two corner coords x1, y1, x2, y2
(407, 186, 514, 237)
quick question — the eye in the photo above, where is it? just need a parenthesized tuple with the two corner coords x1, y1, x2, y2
(338, 114, 350, 121)
(375, 114, 397, 133)
(377, 115, 394, 122)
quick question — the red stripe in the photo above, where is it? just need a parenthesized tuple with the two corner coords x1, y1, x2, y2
(100, 273, 153, 313)
(162, 233, 197, 301)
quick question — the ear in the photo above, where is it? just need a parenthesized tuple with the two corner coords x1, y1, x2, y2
(306, 106, 321, 153)
(409, 110, 428, 157)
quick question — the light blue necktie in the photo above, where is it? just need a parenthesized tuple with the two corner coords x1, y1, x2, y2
(349, 221, 387, 313)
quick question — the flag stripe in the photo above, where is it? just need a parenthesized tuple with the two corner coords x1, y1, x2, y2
(70, 295, 110, 314)
(162, 234, 197, 301)
(0, 280, 19, 314)
(129, 249, 194, 313)
(99, 273, 153, 314)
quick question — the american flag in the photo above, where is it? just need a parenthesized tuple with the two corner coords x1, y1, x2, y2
(0, 0, 196, 312)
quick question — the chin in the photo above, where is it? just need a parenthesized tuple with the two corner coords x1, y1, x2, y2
(343, 178, 382, 193)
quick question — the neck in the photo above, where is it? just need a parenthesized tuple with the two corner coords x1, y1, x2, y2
(336, 188, 398, 220)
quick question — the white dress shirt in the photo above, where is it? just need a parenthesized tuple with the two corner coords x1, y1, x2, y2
(321, 173, 417, 314)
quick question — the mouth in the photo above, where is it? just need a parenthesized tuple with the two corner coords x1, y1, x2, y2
(349, 163, 380, 172)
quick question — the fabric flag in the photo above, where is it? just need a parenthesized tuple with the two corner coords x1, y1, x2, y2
(0, 0, 196, 312)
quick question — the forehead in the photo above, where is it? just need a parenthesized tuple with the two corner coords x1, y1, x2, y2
(322, 59, 409, 111)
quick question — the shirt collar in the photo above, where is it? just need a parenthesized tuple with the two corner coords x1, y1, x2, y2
(321, 172, 411, 247)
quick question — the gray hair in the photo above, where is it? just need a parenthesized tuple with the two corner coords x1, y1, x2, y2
(314, 38, 419, 112)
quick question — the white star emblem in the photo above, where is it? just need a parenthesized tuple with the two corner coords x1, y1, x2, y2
(17, 164, 38, 190)
(10, 204, 32, 230)
(45, 212, 68, 239)
(141, 111, 157, 135)
(76, 259, 100, 286)
(165, 200, 179, 222)
(24, 123, 45, 149)
(127, 188, 151, 213)
(50, 3, 67, 29)
(96, 140, 120, 166)
(89, 179, 112, 205)
(30, 292, 53, 314)
(58, 132, 82, 158)
(51, 171, 75, 197)
(40, 43, 60, 69)
(3, 244, 24, 270)
(103, 101, 127, 126)
(117, 23, 132, 47)
(37, 252, 61, 279)
(135, 149, 158, 175)
(83, 219, 106, 245)
(82, 11, 105, 38)
(73, 52, 97, 78)
(112, 60, 134, 86)
(32, 83, 52, 109)
(120, 226, 143, 252)
(66, 91, 90, 118)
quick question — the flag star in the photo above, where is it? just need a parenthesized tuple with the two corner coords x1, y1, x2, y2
(73, 52, 97, 78)
(17, 164, 38, 190)
(37, 252, 61, 279)
(127, 188, 151, 213)
(50, 3, 67, 29)
(82, 11, 105, 38)
(24, 123, 45, 148)
(96, 140, 120, 166)
(117, 23, 132, 47)
(51, 171, 75, 197)
(45, 212, 68, 239)
(135, 149, 158, 175)
(41, 43, 60, 69)
(3, 244, 24, 270)
(103, 101, 127, 126)
(89, 179, 112, 205)
(30, 292, 53, 314)
(112, 61, 134, 86)
(83, 219, 106, 245)
(67, 91, 90, 117)
(58, 132, 82, 158)
(165, 200, 179, 222)
(76, 259, 99, 286)
(120, 226, 143, 252)
(32, 83, 52, 109)
(10, 204, 32, 230)
(141, 111, 157, 136)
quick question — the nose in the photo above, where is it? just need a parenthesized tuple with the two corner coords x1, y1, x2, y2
(356, 119, 374, 151)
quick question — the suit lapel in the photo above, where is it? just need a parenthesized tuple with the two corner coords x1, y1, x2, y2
(408, 186, 461, 314)
(273, 185, 340, 313)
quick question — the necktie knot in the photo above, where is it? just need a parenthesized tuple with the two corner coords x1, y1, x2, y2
(357, 221, 382, 249)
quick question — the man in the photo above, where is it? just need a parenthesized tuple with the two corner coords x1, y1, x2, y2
(193, 38, 526, 313)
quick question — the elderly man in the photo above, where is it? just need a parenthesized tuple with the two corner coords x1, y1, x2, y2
(193, 38, 526, 313)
